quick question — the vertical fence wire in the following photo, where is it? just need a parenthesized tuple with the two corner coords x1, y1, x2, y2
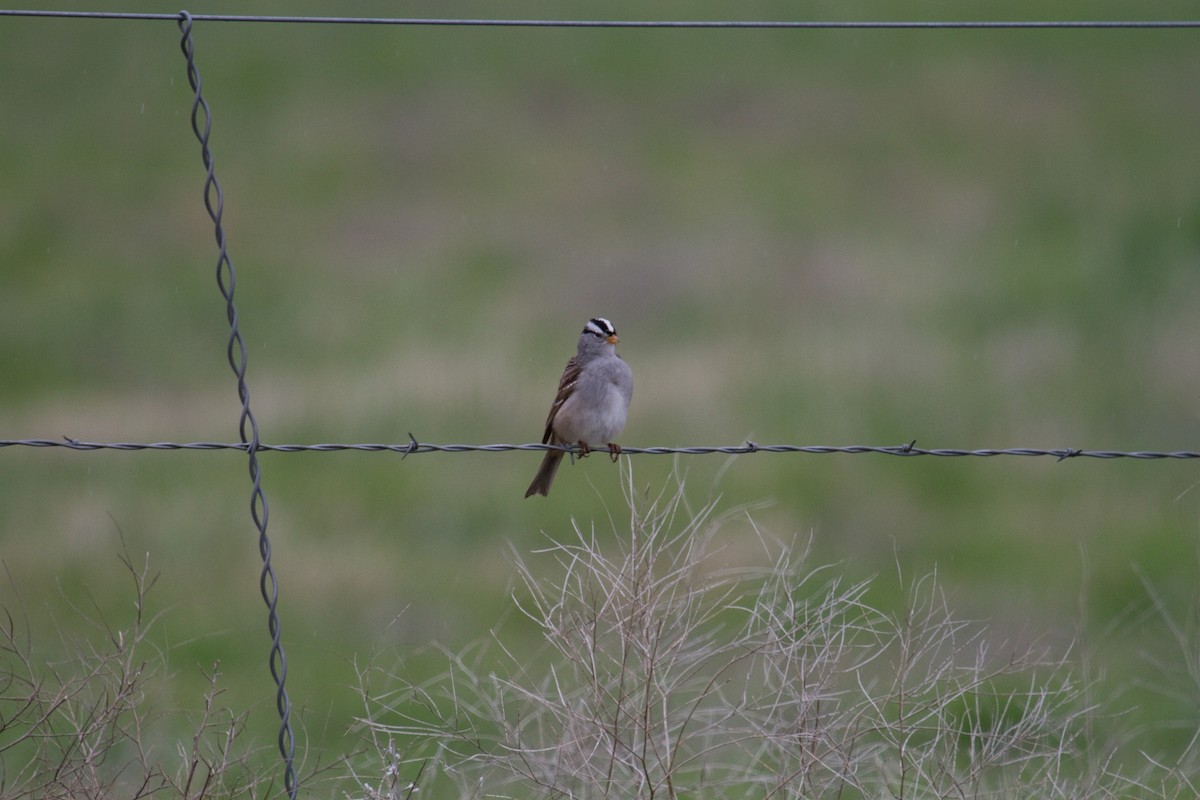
(177, 11, 298, 798)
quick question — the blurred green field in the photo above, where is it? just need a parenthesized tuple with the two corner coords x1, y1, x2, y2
(2, 0, 1200, 789)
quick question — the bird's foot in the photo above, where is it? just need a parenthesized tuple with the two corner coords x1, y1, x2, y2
(607, 442, 622, 462)
(576, 441, 591, 458)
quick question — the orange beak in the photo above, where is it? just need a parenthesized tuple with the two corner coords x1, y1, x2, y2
(607, 334, 620, 344)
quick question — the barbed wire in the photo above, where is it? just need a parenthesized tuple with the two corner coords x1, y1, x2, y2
(3, 437, 1197, 462)
(176, 11, 297, 799)
(1, 10, 1198, 28)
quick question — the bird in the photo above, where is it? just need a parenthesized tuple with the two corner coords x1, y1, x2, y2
(525, 317, 633, 498)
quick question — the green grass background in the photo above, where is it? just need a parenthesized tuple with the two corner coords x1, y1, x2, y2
(2, 0, 1199, 780)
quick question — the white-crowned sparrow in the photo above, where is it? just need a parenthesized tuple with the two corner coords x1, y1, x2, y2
(525, 317, 634, 498)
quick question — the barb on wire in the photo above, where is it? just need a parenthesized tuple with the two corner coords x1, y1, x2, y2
(177, 11, 297, 799)
(3, 436, 1198, 460)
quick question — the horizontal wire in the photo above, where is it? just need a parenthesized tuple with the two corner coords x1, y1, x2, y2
(1, 437, 1197, 461)
(0, 11, 1198, 28)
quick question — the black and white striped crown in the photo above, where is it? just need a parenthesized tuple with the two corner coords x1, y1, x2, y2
(583, 317, 616, 338)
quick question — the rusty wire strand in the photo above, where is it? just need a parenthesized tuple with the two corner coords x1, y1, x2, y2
(176, 11, 297, 799)
(2, 437, 1197, 461)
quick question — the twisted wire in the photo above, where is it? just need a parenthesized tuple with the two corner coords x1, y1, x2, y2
(1, 10, 1198, 27)
(177, 12, 296, 798)
(3, 437, 1197, 461)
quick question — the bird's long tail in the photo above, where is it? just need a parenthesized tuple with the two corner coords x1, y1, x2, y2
(524, 450, 564, 498)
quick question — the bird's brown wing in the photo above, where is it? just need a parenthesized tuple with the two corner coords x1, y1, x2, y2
(542, 356, 582, 443)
